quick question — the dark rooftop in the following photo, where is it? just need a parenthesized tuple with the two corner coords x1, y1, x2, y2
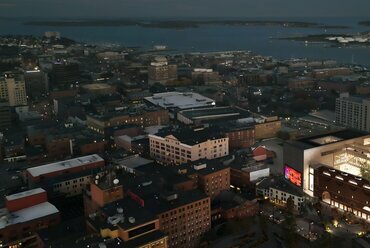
(286, 129, 369, 150)
(154, 126, 225, 145)
(179, 106, 250, 121)
(142, 189, 209, 215)
(257, 176, 304, 197)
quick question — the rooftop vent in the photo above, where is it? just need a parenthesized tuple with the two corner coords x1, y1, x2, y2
(128, 217, 136, 224)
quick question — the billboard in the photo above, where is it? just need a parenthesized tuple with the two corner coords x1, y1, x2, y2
(284, 165, 302, 187)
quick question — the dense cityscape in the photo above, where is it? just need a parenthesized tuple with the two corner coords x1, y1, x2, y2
(1, 15, 370, 248)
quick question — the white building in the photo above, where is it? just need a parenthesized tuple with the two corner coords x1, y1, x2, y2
(256, 177, 305, 210)
(335, 93, 370, 132)
(149, 127, 229, 165)
(145, 92, 216, 112)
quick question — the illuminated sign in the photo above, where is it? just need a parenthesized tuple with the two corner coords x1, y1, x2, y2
(284, 165, 302, 187)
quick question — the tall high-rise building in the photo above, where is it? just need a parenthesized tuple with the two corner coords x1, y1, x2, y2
(0, 100, 11, 130)
(51, 61, 80, 87)
(24, 69, 49, 99)
(148, 57, 177, 85)
(335, 93, 370, 132)
(0, 72, 27, 107)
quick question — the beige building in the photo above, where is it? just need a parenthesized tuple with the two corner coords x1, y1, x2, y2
(148, 58, 177, 85)
(0, 72, 27, 106)
(335, 93, 370, 132)
(254, 116, 281, 140)
(148, 128, 229, 165)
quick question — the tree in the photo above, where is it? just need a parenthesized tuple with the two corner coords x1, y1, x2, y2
(286, 196, 295, 215)
(283, 196, 297, 248)
(259, 215, 268, 238)
(318, 232, 332, 248)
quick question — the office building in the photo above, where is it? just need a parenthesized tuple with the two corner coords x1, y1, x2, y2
(24, 69, 49, 99)
(0, 72, 27, 106)
(148, 58, 177, 85)
(51, 61, 80, 87)
(335, 93, 370, 132)
(0, 100, 11, 130)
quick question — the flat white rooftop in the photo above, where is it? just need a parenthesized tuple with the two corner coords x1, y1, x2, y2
(27, 154, 104, 178)
(145, 92, 215, 110)
(0, 202, 59, 229)
(6, 188, 45, 201)
(114, 155, 153, 169)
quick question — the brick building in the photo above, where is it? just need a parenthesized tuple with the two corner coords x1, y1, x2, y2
(0, 188, 60, 247)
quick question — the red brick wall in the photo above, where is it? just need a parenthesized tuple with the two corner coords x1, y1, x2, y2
(28, 160, 105, 183)
(6, 191, 47, 212)
(0, 213, 60, 245)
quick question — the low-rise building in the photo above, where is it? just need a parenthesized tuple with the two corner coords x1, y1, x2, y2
(0, 188, 60, 247)
(87, 108, 169, 135)
(256, 177, 305, 210)
(26, 154, 105, 188)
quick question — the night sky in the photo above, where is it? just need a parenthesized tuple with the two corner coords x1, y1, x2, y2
(0, 0, 369, 18)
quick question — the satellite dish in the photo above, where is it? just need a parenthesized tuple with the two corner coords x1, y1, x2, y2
(113, 179, 119, 185)
(128, 217, 135, 223)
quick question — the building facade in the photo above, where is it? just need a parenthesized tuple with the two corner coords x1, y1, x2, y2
(335, 93, 370, 132)
(0, 188, 60, 247)
(87, 109, 169, 135)
(149, 128, 229, 165)
(0, 72, 27, 107)
(148, 60, 177, 85)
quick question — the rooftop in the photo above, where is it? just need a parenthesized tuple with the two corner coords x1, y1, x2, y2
(286, 129, 369, 150)
(257, 176, 304, 197)
(27, 154, 104, 178)
(179, 106, 250, 121)
(144, 92, 215, 110)
(151, 126, 225, 146)
(100, 198, 157, 230)
(178, 159, 230, 176)
(113, 155, 153, 170)
(142, 189, 209, 215)
(6, 188, 45, 201)
(0, 202, 59, 229)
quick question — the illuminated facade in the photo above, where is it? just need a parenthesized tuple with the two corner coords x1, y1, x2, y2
(284, 130, 370, 196)
(284, 130, 370, 220)
(314, 165, 370, 221)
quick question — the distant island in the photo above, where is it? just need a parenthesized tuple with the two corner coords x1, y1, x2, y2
(24, 19, 351, 30)
(359, 21, 370, 26)
(279, 31, 370, 46)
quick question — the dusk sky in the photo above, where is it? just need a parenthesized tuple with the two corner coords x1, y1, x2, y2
(0, 0, 370, 18)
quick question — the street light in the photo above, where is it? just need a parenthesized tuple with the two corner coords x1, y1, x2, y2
(308, 221, 314, 240)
